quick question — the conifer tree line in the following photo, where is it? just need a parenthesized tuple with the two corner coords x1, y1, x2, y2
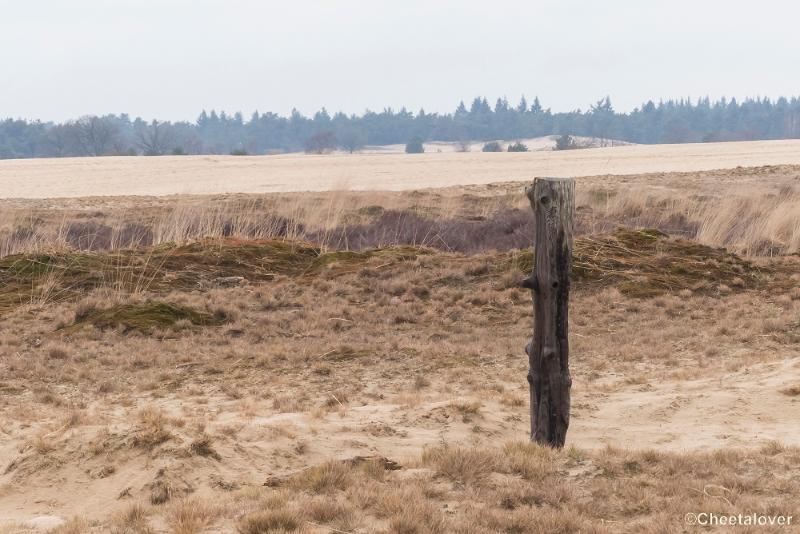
(2, 95, 800, 159)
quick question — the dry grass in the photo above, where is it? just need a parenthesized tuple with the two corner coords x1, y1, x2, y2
(132, 406, 173, 449)
(236, 509, 306, 534)
(0, 227, 776, 318)
(188, 435, 221, 460)
(421, 445, 500, 484)
(290, 460, 354, 494)
(110, 502, 152, 534)
(221, 442, 800, 533)
(165, 497, 220, 534)
(48, 518, 90, 534)
(1, 165, 799, 257)
(0, 169, 798, 532)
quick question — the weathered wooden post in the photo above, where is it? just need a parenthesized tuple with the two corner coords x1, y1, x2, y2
(522, 177, 574, 448)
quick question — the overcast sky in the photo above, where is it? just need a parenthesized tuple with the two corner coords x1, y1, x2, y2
(2, 0, 798, 122)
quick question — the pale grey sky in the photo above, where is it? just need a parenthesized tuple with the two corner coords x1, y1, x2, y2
(2, 0, 798, 122)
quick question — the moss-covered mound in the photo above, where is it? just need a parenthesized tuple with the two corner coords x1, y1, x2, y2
(70, 301, 228, 334)
(0, 240, 425, 313)
(512, 228, 761, 297)
(0, 231, 772, 314)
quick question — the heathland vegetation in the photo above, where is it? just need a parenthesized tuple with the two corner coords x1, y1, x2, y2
(3, 95, 800, 158)
(1, 165, 798, 531)
(2, 165, 799, 258)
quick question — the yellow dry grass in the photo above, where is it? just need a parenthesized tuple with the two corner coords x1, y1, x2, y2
(0, 166, 798, 532)
(1, 164, 799, 257)
(0, 231, 796, 531)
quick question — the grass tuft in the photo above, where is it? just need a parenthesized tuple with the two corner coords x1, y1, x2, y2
(236, 509, 303, 534)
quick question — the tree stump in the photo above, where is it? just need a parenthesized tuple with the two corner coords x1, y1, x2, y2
(522, 177, 574, 448)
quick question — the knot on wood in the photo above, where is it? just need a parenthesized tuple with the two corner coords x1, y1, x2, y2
(526, 371, 534, 385)
(521, 276, 538, 291)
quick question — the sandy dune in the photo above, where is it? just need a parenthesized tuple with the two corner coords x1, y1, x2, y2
(2, 139, 800, 199)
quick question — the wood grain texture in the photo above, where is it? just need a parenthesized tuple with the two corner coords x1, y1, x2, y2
(524, 177, 574, 448)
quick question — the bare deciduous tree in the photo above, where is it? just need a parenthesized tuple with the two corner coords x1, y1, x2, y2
(43, 124, 76, 156)
(134, 120, 174, 156)
(339, 129, 366, 154)
(74, 116, 118, 156)
(456, 138, 471, 152)
(304, 131, 337, 154)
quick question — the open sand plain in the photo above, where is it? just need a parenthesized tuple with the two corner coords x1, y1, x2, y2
(3, 139, 800, 198)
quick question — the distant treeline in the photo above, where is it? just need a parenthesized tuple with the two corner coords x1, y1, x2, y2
(3, 96, 800, 159)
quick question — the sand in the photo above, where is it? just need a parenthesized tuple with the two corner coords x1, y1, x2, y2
(2, 139, 800, 199)
(1, 151, 799, 530)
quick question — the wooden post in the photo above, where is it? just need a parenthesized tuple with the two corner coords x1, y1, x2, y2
(522, 177, 574, 448)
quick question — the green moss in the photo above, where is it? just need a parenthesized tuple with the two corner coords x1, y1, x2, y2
(0, 252, 108, 313)
(323, 345, 371, 362)
(508, 250, 533, 273)
(0, 239, 427, 314)
(507, 228, 760, 298)
(614, 228, 668, 245)
(357, 205, 385, 217)
(0, 252, 103, 282)
(617, 281, 666, 299)
(70, 301, 227, 334)
(4, 256, 55, 277)
(0, 230, 767, 315)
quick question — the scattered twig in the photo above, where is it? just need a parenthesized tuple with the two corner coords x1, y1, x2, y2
(305, 520, 355, 534)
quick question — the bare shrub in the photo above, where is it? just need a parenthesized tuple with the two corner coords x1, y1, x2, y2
(133, 406, 172, 449)
(65, 221, 113, 250)
(292, 460, 353, 494)
(111, 502, 152, 534)
(420, 445, 499, 484)
(237, 509, 304, 534)
(189, 435, 221, 460)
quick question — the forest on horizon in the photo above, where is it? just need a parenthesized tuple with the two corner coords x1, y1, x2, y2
(2, 95, 800, 159)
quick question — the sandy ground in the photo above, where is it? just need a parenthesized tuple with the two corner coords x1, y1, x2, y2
(1, 274, 798, 530)
(2, 139, 800, 199)
(576, 356, 800, 450)
(0, 163, 798, 531)
(2, 355, 798, 526)
(0, 225, 798, 531)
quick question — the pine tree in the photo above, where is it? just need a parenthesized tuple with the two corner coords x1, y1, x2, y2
(517, 96, 528, 114)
